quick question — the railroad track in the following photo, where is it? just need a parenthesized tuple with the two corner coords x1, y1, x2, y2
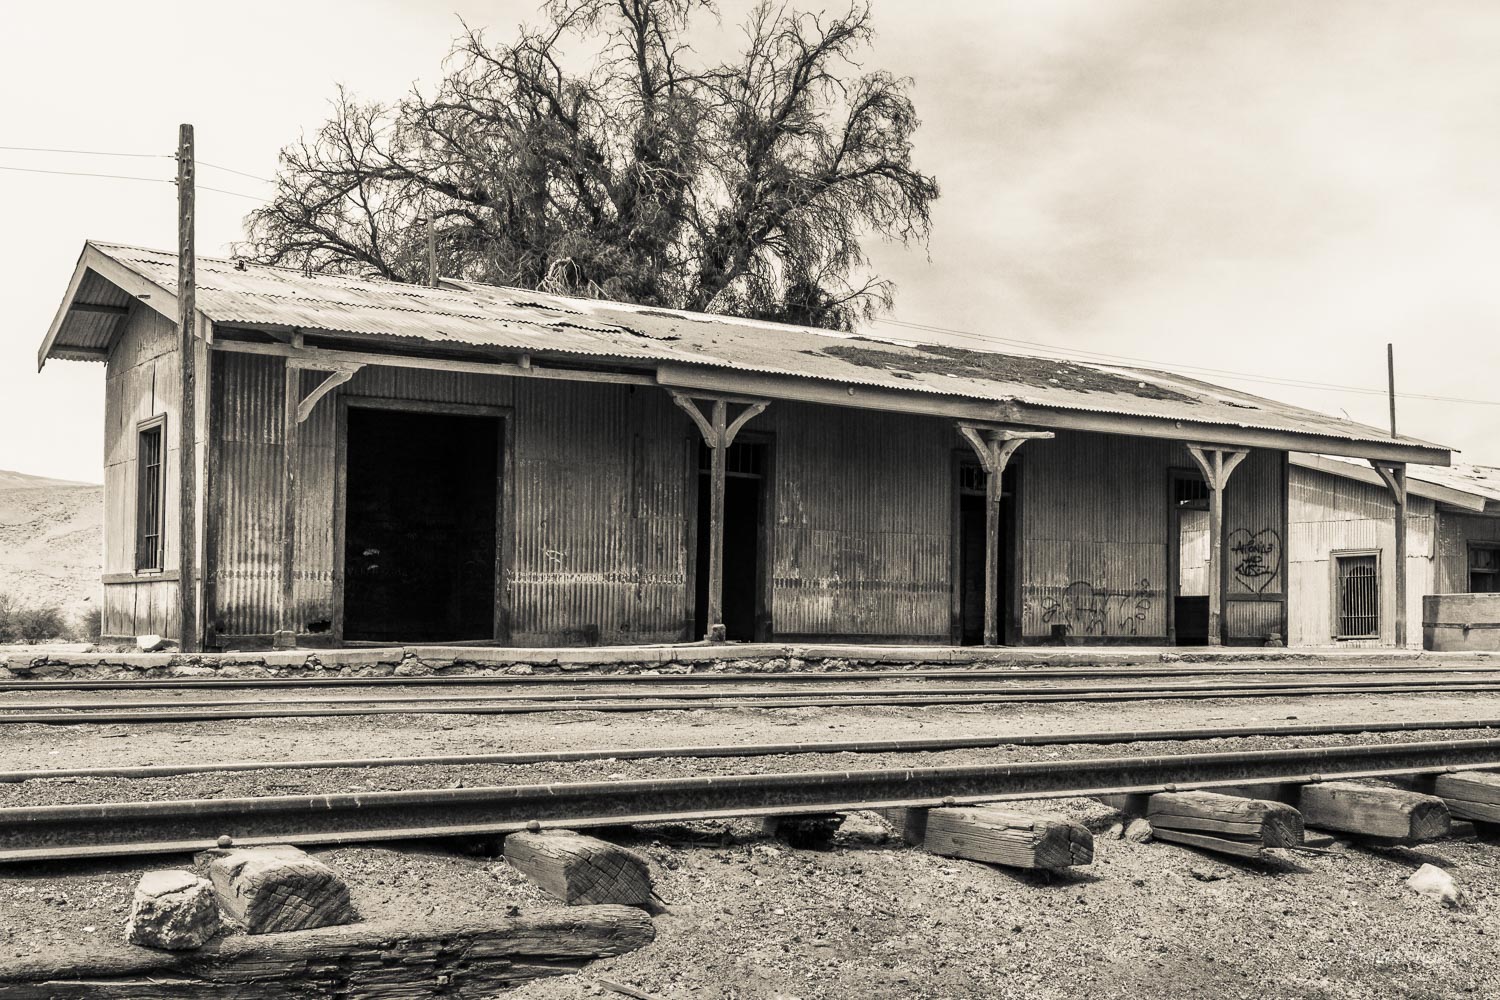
(5, 675, 1500, 724)
(5, 662, 1500, 691)
(4, 716, 1499, 783)
(3, 734, 1499, 863)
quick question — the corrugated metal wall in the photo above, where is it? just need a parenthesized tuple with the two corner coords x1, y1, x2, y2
(1435, 512, 1500, 595)
(1218, 447, 1286, 643)
(101, 304, 180, 638)
(1287, 465, 1435, 647)
(1021, 432, 1173, 639)
(762, 403, 952, 638)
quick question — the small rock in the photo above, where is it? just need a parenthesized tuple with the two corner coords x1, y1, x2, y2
(1407, 863, 1466, 908)
(1124, 818, 1153, 843)
(1106, 822, 1125, 840)
(1189, 867, 1229, 882)
(124, 870, 220, 950)
(135, 634, 167, 653)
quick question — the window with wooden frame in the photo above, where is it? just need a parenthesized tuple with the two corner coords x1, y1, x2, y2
(135, 417, 166, 572)
(1469, 543, 1500, 594)
(1332, 551, 1379, 640)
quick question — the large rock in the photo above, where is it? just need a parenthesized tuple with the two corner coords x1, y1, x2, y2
(124, 870, 220, 950)
(204, 844, 356, 934)
(1407, 863, 1466, 908)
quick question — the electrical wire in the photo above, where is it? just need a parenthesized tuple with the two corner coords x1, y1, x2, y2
(0, 163, 170, 184)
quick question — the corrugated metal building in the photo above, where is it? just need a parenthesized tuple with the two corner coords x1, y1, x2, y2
(39, 241, 1451, 650)
(1288, 455, 1500, 647)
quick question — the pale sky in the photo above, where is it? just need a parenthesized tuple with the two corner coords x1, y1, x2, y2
(3, 0, 1497, 483)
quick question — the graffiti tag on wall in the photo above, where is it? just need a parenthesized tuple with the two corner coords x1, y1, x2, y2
(1228, 528, 1282, 593)
(1039, 579, 1155, 636)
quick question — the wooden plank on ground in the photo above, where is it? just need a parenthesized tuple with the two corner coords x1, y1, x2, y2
(1432, 771, 1500, 824)
(888, 806, 1092, 870)
(504, 830, 653, 906)
(0, 907, 655, 999)
(1295, 782, 1450, 843)
(1146, 791, 1303, 858)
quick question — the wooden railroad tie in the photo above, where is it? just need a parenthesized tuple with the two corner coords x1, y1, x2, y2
(1292, 782, 1451, 845)
(1144, 791, 1303, 859)
(883, 806, 1092, 871)
(199, 845, 357, 935)
(0, 908, 654, 999)
(503, 830, 654, 907)
(1429, 771, 1500, 828)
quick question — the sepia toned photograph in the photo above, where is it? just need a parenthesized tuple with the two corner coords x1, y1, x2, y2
(1, 1, 1497, 997)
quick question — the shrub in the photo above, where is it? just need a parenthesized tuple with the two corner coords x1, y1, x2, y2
(0, 595, 71, 644)
(75, 606, 103, 643)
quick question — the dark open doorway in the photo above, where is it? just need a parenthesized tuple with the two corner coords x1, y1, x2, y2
(343, 406, 500, 643)
(958, 460, 1017, 645)
(1172, 472, 1211, 645)
(694, 440, 768, 641)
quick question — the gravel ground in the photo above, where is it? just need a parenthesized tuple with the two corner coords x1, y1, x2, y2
(2, 805, 1496, 998)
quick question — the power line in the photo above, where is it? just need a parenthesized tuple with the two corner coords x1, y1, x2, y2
(872, 316, 1500, 408)
(197, 160, 274, 185)
(0, 143, 163, 159)
(0, 163, 170, 185)
(197, 183, 265, 201)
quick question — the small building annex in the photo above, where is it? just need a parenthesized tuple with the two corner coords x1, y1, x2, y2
(38, 242, 1452, 651)
(1287, 454, 1500, 648)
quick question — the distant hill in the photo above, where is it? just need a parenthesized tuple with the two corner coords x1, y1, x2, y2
(0, 470, 102, 619)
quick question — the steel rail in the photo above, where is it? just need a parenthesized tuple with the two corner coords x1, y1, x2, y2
(5, 716, 1499, 784)
(6, 681, 1500, 725)
(4, 662, 1499, 692)
(10, 675, 1500, 714)
(3, 736, 1499, 862)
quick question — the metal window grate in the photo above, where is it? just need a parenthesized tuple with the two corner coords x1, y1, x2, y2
(698, 441, 764, 477)
(959, 463, 986, 494)
(1470, 545, 1500, 594)
(1175, 475, 1209, 508)
(1335, 554, 1379, 639)
(135, 425, 164, 571)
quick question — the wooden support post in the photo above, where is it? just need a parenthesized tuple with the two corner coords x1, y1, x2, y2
(293, 362, 363, 424)
(176, 123, 199, 653)
(885, 805, 1092, 871)
(1295, 781, 1449, 844)
(670, 392, 768, 641)
(281, 360, 300, 643)
(1146, 791, 1303, 859)
(1371, 461, 1409, 648)
(957, 423, 1054, 645)
(1186, 445, 1250, 646)
(503, 830, 654, 906)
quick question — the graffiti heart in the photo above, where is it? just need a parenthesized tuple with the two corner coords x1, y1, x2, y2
(1228, 528, 1282, 593)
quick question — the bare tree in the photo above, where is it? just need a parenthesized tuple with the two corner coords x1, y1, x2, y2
(242, 0, 938, 330)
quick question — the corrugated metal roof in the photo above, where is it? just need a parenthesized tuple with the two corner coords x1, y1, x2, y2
(45, 241, 1449, 453)
(1295, 452, 1500, 509)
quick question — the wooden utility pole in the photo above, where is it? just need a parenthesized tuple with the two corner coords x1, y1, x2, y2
(1387, 343, 1397, 437)
(176, 124, 199, 653)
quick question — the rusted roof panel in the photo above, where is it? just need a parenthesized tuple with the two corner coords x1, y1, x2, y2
(44, 241, 1450, 454)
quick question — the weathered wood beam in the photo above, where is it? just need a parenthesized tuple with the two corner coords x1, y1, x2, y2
(887, 805, 1092, 871)
(70, 302, 130, 316)
(957, 424, 1054, 645)
(0, 908, 655, 998)
(177, 124, 199, 655)
(214, 338, 654, 387)
(1185, 444, 1250, 646)
(1371, 461, 1410, 648)
(503, 831, 653, 906)
(1429, 771, 1500, 825)
(670, 391, 769, 640)
(1146, 790, 1303, 858)
(1295, 781, 1449, 844)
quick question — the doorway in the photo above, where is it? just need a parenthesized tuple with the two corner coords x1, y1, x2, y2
(693, 439, 768, 641)
(957, 460, 1017, 645)
(1172, 472, 1211, 645)
(343, 406, 501, 643)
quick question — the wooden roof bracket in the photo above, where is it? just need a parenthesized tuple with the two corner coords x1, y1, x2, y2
(290, 358, 365, 424)
(669, 391, 770, 449)
(1185, 444, 1250, 491)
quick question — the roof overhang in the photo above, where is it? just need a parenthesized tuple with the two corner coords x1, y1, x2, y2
(1290, 453, 1486, 510)
(37, 243, 176, 370)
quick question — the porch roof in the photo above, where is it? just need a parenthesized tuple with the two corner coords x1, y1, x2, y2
(40, 240, 1451, 465)
(1291, 453, 1500, 513)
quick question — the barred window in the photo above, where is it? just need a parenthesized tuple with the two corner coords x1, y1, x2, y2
(1334, 553, 1379, 639)
(135, 420, 165, 572)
